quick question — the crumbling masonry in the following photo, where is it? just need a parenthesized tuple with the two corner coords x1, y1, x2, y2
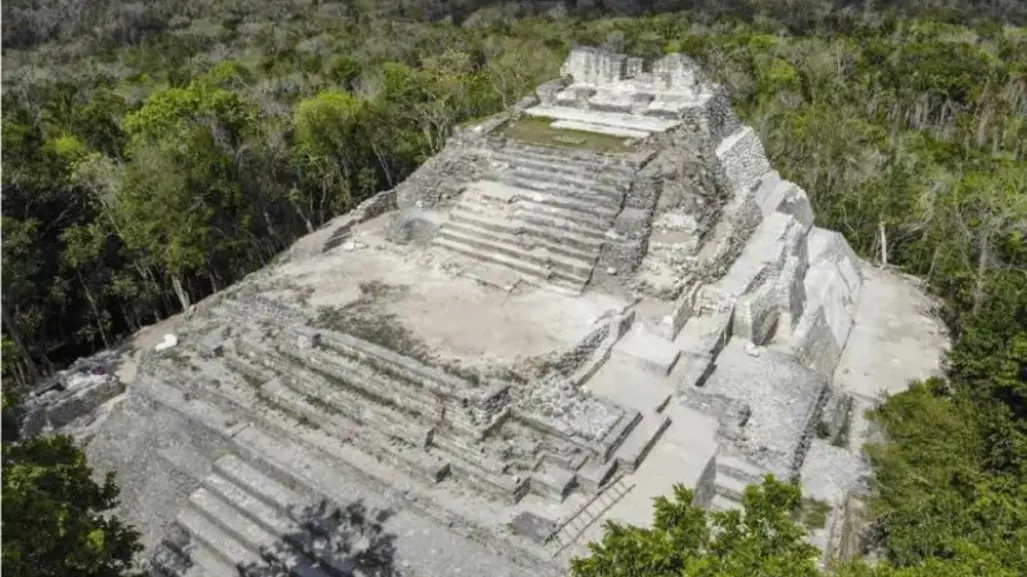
(51, 47, 949, 577)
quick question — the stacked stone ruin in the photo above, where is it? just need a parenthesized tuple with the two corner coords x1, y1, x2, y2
(91, 47, 876, 577)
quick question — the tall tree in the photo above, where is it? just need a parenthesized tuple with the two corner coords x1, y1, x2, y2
(571, 477, 821, 577)
(2, 435, 143, 577)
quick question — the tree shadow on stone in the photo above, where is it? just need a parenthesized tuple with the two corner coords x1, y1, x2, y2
(156, 498, 403, 577)
(240, 498, 403, 577)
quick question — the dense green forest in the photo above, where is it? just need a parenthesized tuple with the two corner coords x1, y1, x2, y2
(2, 0, 1025, 574)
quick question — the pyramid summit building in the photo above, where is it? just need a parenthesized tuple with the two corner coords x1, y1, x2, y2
(49, 47, 949, 577)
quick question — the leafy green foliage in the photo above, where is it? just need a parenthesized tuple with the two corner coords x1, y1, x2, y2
(1, 435, 143, 577)
(572, 478, 821, 577)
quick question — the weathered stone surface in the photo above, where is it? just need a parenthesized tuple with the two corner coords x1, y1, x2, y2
(50, 45, 953, 576)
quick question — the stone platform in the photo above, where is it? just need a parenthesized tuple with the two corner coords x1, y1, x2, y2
(64, 46, 951, 577)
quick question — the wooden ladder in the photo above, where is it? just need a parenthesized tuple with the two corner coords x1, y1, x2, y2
(543, 475, 634, 558)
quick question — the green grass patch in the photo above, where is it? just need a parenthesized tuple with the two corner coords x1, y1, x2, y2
(496, 116, 634, 154)
(797, 498, 832, 530)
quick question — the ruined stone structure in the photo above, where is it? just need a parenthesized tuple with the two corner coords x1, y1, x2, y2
(66, 47, 950, 577)
(14, 351, 124, 438)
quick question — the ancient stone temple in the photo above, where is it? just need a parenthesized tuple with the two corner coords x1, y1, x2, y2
(70, 47, 949, 577)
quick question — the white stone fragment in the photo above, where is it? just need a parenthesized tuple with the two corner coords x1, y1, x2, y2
(154, 334, 178, 352)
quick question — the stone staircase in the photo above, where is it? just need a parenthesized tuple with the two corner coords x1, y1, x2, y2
(233, 330, 529, 503)
(434, 145, 636, 292)
(155, 454, 364, 577)
(707, 454, 764, 512)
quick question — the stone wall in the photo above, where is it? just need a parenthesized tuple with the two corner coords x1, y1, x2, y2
(16, 352, 125, 438)
(691, 455, 718, 508)
(535, 76, 570, 106)
(560, 46, 714, 99)
(631, 124, 721, 299)
(561, 46, 629, 86)
(788, 228, 864, 378)
(394, 139, 486, 210)
(715, 127, 772, 197)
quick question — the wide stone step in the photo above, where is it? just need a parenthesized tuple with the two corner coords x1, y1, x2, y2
(517, 196, 614, 231)
(500, 168, 625, 203)
(204, 469, 361, 577)
(485, 145, 638, 176)
(434, 236, 588, 293)
(551, 119, 650, 139)
(453, 201, 603, 243)
(451, 205, 605, 253)
(524, 105, 681, 134)
(190, 486, 334, 577)
(439, 224, 594, 279)
(258, 356, 435, 449)
(499, 141, 639, 172)
(612, 411, 671, 473)
(436, 228, 593, 284)
(133, 375, 248, 439)
(444, 217, 598, 266)
(469, 177, 622, 215)
(175, 507, 267, 575)
(714, 473, 751, 502)
(715, 454, 765, 485)
(575, 458, 619, 494)
(518, 209, 610, 241)
(500, 161, 629, 195)
(213, 455, 308, 519)
(258, 379, 450, 486)
(430, 435, 528, 504)
(472, 178, 619, 224)
(505, 181, 622, 218)
(269, 342, 446, 423)
(530, 463, 576, 502)
(484, 150, 636, 185)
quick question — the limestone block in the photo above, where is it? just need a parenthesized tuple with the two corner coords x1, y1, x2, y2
(709, 212, 799, 307)
(733, 283, 781, 345)
(575, 458, 618, 493)
(805, 265, 856, 350)
(789, 306, 844, 379)
(597, 409, 642, 461)
(754, 170, 784, 212)
(613, 411, 671, 473)
(703, 339, 828, 469)
(779, 186, 816, 233)
(529, 467, 576, 501)
(808, 228, 862, 284)
(776, 253, 810, 334)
